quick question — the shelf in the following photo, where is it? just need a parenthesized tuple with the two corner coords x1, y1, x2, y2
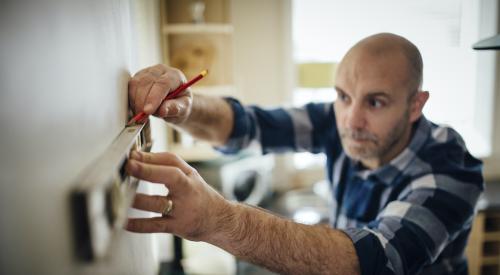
(485, 232, 500, 241)
(162, 0, 234, 164)
(164, 0, 230, 25)
(163, 24, 233, 34)
(482, 265, 500, 275)
(482, 256, 500, 265)
(167, 33, 233, 85)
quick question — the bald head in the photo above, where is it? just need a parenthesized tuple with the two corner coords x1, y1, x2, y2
(334, 34, 429, 168)
(340, 33, 423, 97)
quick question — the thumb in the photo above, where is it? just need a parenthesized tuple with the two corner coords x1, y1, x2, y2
(155, 95, 191, 120)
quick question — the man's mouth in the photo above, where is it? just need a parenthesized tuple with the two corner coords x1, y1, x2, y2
(349, 137, 371, 143)
(340, 129, 377, 143)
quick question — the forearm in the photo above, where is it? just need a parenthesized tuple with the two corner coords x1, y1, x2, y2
(208, 202, 361, 275)
(174, 93, 233, 146)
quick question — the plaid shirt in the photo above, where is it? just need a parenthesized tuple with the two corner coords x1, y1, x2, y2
(218, 98, 484, 275)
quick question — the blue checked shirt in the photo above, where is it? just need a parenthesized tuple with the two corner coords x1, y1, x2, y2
(217, 98, 484, 275)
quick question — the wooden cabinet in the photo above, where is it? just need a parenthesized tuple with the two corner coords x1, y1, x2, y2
(467, 210, 500, 275)
(160, 0, 235, 161)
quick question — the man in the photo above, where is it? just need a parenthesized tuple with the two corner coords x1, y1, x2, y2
(126, 33, 483, 275)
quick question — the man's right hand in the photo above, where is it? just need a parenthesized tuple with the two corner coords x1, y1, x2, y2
(128, 64, 193, 124)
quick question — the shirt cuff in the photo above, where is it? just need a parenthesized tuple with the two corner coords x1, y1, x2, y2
(213, 97, 251, 154)
(342, 228, 392, 275)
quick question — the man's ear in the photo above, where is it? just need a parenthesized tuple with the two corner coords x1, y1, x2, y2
(409, 91, 429, 123)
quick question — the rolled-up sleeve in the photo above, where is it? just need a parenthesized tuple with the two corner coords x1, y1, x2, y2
(215, 97, 257, 154)
(342, 173, 483, 275)
(216, 97, 338, 154)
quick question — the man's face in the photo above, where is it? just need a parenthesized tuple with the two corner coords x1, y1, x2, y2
(334, 50, 415, 166)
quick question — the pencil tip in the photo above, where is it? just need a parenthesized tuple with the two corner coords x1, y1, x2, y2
(201, 69, 208, 76)
(126, 119, 135, 126)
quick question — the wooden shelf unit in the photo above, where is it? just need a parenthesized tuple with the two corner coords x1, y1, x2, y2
(160, 0, 234, 161)
(163, 23, 234, 34)
(467, 210, 500, 275)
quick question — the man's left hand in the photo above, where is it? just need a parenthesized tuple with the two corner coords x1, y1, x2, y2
(125, 151, 231, 241)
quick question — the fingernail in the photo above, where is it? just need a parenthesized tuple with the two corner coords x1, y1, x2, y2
(170, 106, 178, 115)
(130, 151, 141, 160)
(144, 104, 153, 114)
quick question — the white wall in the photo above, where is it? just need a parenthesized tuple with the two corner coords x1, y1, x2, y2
(0, 1, 164, 274)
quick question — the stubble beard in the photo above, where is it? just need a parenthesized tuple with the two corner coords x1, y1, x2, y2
(340, 110, 410, 164)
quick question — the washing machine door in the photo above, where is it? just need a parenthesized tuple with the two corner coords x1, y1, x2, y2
(233, 170, 258, 202)
(220, 155, 274, 206)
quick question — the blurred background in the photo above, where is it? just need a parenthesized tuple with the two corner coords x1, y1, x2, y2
(0, 0, 499, 274)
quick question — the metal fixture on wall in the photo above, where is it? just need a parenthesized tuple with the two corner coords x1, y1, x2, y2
(473, 34, 500, 50)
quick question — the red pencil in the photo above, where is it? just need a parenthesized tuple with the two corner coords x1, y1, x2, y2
(127, 69, 208, 126)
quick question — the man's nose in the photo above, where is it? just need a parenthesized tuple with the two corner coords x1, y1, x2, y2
(346, 104, 366, 129)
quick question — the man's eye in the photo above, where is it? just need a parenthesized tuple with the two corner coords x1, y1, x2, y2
(369, 99, 385, 108)
(338, 93, 349, 102)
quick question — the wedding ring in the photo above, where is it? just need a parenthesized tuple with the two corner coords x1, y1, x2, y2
(162, 199, 174, 216)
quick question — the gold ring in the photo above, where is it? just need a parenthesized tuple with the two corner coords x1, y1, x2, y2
(162, 199, 174, 216)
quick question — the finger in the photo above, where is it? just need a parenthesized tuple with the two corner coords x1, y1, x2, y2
(146, 64, 167, 77)
(132, 193, 171, 214)
(126, 217, 173, 233)
(127, 159, 186, 192)
(130, 151, 195, 176)
(134, 74, 155, 114)
(133, 64, 164, 78)
(130, 66, 159, 113)
(166, 94, 191, 118)
(144, 73, 179, 115)
(134, 66, 152, 77)
(154, 100, 170, 118)
(154, 95, 190, 119)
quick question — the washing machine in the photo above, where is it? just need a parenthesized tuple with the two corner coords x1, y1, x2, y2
(190, 154, 275, 206)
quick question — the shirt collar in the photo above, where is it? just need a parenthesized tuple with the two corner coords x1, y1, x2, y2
(350, 116, 431, 185)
